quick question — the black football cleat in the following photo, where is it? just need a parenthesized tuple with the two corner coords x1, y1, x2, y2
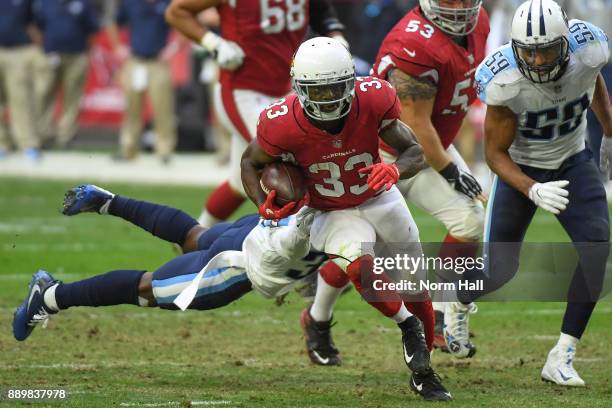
(300, 309, 341, 366)
(399, 315, 431, 373)
(410, 369, 453, 401)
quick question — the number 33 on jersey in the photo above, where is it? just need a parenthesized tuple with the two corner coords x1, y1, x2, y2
(257, 76, 401, 211)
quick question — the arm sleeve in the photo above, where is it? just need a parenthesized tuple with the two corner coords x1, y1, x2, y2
(386, 35, 440, 84)
(379, 82, 401, 126)
(269, 225, 310, 260)
(85, 1, 101, 34)
(31, 0, 44, 28)
(308, 0, 345, 35)
(116, 0, 128, 26)
(25, 0, 34, 24)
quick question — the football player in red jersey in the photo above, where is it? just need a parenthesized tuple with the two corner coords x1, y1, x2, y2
(166, 0, 347, 227)
(241, 37, 452, 402)
(365, 0, 489, 358)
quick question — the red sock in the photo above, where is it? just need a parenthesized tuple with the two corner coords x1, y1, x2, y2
(439, 233, 479, 260)
(346, 255, 402, 318)
(319, 260, 350, 288)
(404, 296, 435, 351)
(204, 181, 246, 220)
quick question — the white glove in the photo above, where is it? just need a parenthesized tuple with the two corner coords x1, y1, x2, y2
(528, 180, 570, 215)
(200, 31, 245, 71)
(295, 207, 317, 239)
(599, 135, 612, 179)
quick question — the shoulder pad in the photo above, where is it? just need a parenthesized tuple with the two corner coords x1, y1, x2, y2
(475, 45, 522, 105)
(568, 20, 610, 69)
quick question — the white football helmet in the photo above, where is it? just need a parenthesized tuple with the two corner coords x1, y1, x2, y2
(290, 37, 355, 122)
(511, 0, 570, 83)
(419, 0, 483, 36)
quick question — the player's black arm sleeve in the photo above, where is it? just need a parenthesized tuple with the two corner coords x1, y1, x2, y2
(484, 104, 535, 196)
(241, 141, 280, 207)
(308, 0, 345, 35)
(379, 119, 426, 179)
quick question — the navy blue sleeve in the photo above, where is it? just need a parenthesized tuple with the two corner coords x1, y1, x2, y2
(31, 0, 45, 28)
(84, 0, 101, 34)
(116, 0, 128, 26)
(24, 0, 34, 24)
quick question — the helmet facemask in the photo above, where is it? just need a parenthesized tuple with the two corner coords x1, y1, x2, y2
(421, 0, 482, 36)
(293, 74, 355, 122)
(512, 36, 569, 83)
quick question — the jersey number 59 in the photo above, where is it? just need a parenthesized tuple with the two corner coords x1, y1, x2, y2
(520, 94, 590, 140)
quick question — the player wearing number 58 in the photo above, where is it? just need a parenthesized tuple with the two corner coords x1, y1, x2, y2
(165, 0, 347, 227)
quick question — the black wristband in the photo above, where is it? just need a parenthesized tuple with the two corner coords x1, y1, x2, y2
(438, 162, 459, 181)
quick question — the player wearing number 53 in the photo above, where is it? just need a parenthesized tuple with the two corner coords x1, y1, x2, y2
(241, 38, 452, 401)
(369, 0, 490, 356)
(469, 0, 612, 386)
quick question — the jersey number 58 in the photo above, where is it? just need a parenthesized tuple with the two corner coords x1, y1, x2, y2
(260, 0, 306, 34)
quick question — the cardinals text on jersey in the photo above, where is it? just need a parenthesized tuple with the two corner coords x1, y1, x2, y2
(257, 76, 401, 211)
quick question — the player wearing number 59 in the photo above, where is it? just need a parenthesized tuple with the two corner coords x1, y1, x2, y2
(473, 0, 612, 386)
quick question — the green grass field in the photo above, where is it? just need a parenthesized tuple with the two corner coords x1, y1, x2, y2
(1, 177, 611, 407)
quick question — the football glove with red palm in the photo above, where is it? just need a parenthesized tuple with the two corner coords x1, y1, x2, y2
(259, 190, 309, 220)
(358, 162, 400, 191)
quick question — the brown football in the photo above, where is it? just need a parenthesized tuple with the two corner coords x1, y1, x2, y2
(260, 162, 307, 206)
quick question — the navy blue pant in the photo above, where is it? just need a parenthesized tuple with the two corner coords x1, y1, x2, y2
(586, 63, 612, 166)
(152, 215, 260, 310)
(462, 150, 609, 338)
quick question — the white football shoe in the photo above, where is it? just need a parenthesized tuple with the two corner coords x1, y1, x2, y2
(541, 345, 585, 386)
(443, 302, 477, 358)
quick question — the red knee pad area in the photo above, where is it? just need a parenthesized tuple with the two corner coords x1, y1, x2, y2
(346, 255, 402, 318)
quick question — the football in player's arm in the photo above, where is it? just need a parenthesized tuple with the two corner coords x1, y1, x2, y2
(241, 117, 425, 218)
(242, 38, 451, 401)
(165, 0, 349, 228)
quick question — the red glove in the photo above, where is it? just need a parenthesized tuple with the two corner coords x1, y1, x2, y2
(358, 162, 400, 191)
(258, 190, 309, 220)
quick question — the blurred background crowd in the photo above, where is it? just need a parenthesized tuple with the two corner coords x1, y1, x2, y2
(0, 0, 610, 168)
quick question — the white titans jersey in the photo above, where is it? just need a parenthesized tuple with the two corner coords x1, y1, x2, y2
(242, 209, 327, 298)
(476, 19, 610, 169)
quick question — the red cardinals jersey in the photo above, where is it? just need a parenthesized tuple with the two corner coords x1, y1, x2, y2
(372, 6, 489, 152)
(257, 76, 401, 211)
(218, 0, 309, 97)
